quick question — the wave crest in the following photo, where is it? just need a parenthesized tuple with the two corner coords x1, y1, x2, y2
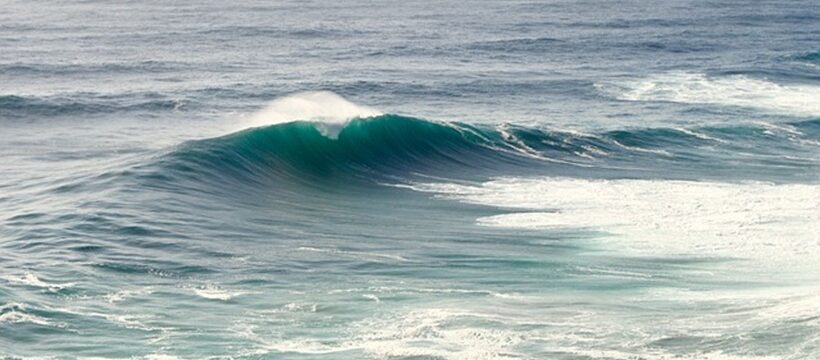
(149, 113, 819, 188)
(245, 91, 382, 137)
(161, 115, 526, 185)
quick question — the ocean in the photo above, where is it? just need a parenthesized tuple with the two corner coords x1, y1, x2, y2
(1, 1, 819, 359)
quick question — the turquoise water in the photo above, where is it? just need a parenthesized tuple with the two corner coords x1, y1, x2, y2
(1, 1, 819, 359)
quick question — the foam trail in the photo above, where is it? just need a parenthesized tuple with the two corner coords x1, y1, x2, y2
(599, 72, 820, 116)
(246, 91, 382, 137)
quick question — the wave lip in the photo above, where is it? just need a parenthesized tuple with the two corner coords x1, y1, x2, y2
(244, 91, 382, 138)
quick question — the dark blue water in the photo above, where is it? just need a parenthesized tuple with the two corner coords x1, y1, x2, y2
(1, 1, 818, 359)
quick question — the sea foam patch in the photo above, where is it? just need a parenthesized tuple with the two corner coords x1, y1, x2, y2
(405, 177, 820, 263)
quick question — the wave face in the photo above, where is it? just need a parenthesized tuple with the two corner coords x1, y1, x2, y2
(156, 116, 542, 189)
(153, 115, 820, 190)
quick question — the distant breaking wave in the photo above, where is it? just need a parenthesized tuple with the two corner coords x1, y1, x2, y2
(598, 72, 820, 117)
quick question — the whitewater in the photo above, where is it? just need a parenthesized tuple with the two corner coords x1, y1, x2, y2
(1, 0, 819, 359)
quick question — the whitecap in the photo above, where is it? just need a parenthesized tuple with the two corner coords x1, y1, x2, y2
(598, 72, 820, 117)
(3, 272, 74, 292)
(104, 287, 153, 303)
(245, 91, 382, 138)
(0, 303, 53, 327)
(191, 284, 244, 301)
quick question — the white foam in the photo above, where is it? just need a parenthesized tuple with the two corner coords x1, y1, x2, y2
(347, 302, 814, 360)
(236, 295, 816, 359)
(242, 308, 525, 359)
(362, 294, 381, 302)
(0, 310, 52, 326)
(0, 303, 53, 327)
(191, 284, 244, 301)
(297, 246, 408, 262)
(76, 355, 182, 360)
(488, 124, 593, 166)
(673, 127, 727, 143)
(252, 339, 355, 355)
(546, 347, 781, 360)
(105, 314, 153, 331)
(326, 285, 524, 302)
(365, 285, 522, 300)
(281, 302, 318, 313)
(2, 272, 74, 292)
(599, 72, 820, 116)
(246, 91, 382, 137)
(404, 177, 820, 264)
(644, 287, 820, 327)
(104, 287, 153, 303)
(353, 308, 525, 360)
(143, 355, 183, 360)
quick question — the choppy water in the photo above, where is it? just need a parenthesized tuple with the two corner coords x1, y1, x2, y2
(1, 1, 819, 359)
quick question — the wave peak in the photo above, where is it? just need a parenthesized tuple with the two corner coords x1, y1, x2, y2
(246, 91, 382, 137)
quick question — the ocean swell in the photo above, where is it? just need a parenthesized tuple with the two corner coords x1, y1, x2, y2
(149, 114, 820, 190)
